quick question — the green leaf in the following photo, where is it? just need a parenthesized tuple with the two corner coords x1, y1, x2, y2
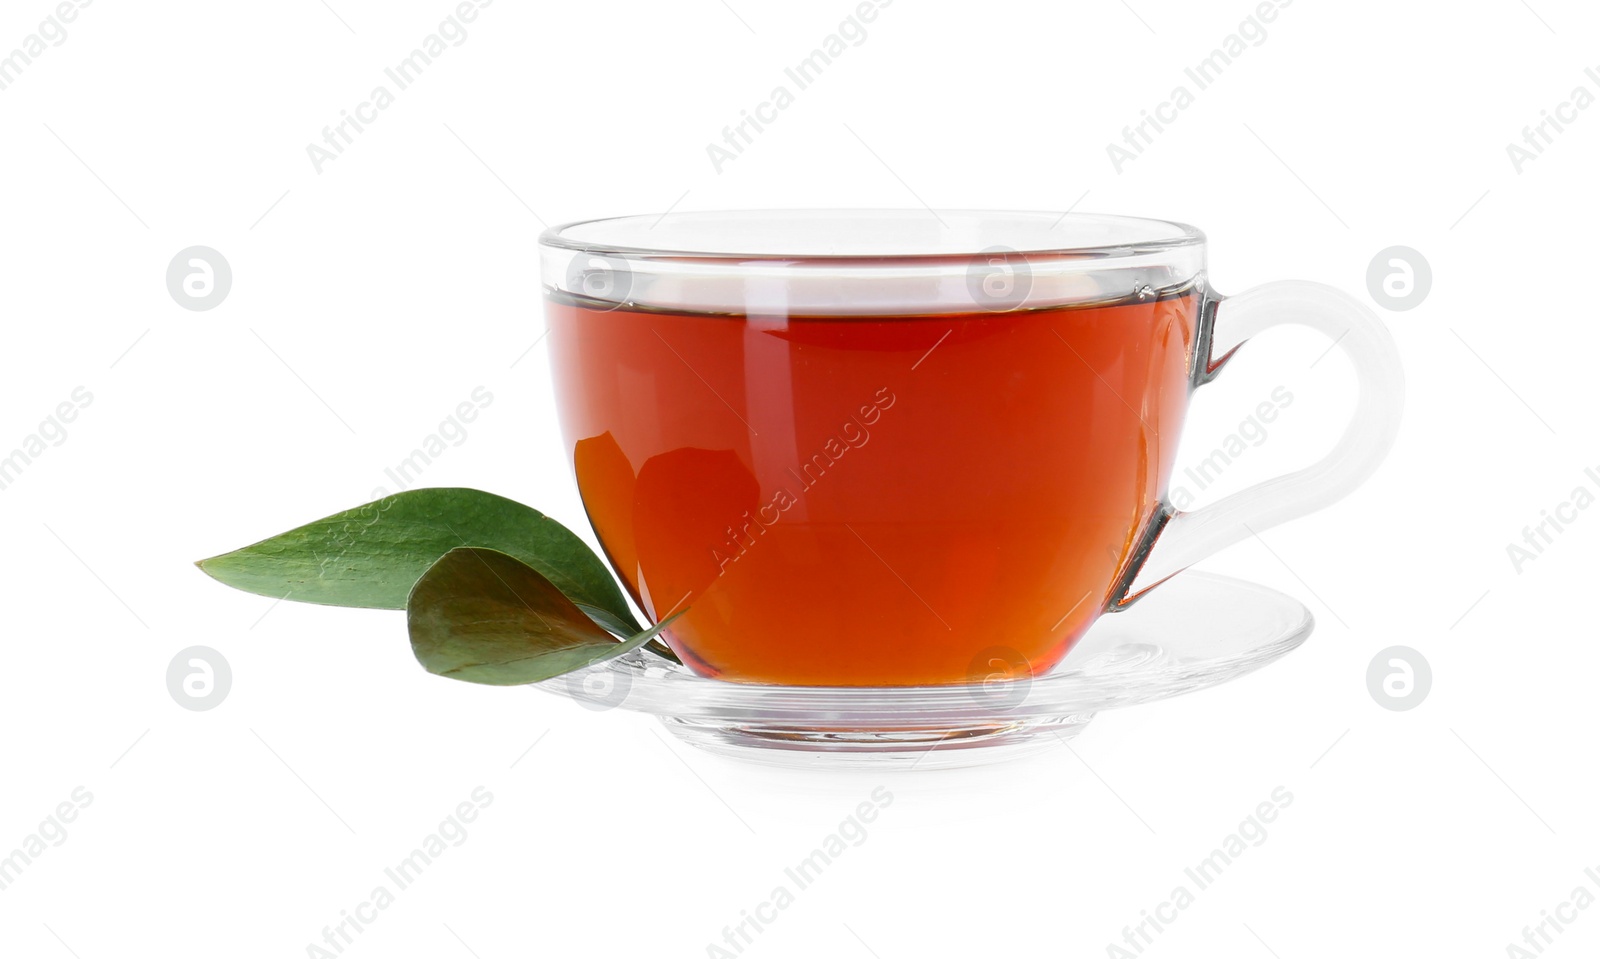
(195, 488, 644, 636)
(407, 547, 682, 686)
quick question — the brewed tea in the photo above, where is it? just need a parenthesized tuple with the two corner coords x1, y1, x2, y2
(547, 288, 1199, 685)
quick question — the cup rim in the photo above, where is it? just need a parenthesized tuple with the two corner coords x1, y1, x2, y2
(539, 208, 1206, 263)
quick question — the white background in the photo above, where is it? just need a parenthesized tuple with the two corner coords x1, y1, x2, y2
(2, 0, 1596, 956)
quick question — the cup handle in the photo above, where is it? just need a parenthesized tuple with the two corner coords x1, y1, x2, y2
(1115, 280, 1406, 605)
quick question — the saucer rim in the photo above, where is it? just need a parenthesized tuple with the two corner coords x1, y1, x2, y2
(538, 570, 1314, 722)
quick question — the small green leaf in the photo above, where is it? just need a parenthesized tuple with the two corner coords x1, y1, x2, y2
(407, 547, 681, 686)
(195, 487, 644, 637)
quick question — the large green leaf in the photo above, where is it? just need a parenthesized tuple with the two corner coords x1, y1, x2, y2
(195, 488, 644, 637)
(407, 547, 681, 685)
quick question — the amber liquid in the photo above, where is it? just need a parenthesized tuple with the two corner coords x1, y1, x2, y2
(547, 289, 1199, 685)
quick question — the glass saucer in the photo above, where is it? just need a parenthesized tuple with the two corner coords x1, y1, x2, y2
(535, 571, 1313, 769)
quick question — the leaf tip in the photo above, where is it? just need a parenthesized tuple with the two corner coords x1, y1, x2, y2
(193, 552, 229, 575)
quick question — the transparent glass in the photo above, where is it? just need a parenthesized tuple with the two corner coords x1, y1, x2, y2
(540, 209, 1206, 316)
(543, 570, 1313, 769)
(537, 210, 1402, 695)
